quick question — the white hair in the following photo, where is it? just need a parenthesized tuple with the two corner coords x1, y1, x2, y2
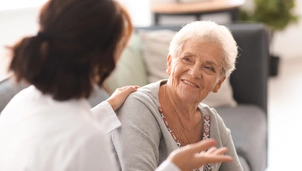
(169, 21, 238, 77)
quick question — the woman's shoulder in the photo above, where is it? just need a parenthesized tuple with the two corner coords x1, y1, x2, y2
(198, 103, 218, 116)
(1, 86, 42, 116)
(116, 81, 165, 125)
(125, 80, 164, 103)
(198, 103, 226, 127)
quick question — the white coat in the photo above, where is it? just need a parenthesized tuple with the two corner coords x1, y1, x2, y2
(0, 86, 179, 171)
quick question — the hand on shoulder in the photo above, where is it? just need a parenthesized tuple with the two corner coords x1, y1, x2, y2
(106, 85, 139, 111)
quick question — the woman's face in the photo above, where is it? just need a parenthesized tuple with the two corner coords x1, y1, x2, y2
(166, 39, 226, 103)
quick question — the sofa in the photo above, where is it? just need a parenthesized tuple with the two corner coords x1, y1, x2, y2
(0, 23, 269, 171)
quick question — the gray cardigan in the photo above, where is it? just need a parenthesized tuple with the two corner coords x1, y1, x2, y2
(110, 80, 243, 171)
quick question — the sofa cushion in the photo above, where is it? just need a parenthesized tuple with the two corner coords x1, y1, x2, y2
(238, 155, 250, 171)
(0, 77, 29, 112)
(216, 105, 267, 171)
(139, 29, 237, 108)
(104, 33, 148, 94)
(139, 30, 174, 83)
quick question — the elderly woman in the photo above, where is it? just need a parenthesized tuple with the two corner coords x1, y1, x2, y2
(111, 21, 243, 171)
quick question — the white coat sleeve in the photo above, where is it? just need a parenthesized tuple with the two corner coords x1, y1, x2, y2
(90, 101, 121, 134)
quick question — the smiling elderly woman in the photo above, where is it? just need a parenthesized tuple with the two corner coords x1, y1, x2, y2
(110, 21, 243, 171)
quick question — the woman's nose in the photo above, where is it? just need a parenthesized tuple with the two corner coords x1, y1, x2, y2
(188, 65, 202, 79)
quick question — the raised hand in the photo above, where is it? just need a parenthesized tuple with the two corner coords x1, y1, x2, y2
(167, 138, 233, 171)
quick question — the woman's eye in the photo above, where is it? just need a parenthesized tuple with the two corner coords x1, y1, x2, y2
(205, 66, 215, 72)
(182, 57, 193, 64)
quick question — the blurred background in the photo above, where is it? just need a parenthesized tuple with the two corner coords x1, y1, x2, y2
(0, 0, 301, 170)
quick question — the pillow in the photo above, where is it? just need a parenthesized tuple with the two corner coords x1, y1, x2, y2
(201, 78, 237, 107)
(139, 30, 175, 83)
(103, 33, 148, 94)
(139, 30, 237, 108)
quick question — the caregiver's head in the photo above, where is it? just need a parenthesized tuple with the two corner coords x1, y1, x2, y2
(9, 0, 133, 101)
(166, 21, 238, 103)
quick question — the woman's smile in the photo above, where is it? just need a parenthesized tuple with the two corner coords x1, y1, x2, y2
(181, 79, 200, 88)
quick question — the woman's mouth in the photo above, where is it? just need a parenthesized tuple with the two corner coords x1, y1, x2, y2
(182, 79, 199, 88)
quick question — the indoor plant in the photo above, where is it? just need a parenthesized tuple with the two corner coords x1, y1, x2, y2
(239, 0, 299, 76)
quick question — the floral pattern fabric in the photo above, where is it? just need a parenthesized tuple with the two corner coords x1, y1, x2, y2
(158, 107, 213, 171)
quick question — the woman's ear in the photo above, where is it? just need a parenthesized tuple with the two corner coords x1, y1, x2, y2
(212, 76, 226, 93)
(166, 54, 172, 75)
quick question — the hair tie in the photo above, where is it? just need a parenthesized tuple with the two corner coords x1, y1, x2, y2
(37, 31, 51, 41)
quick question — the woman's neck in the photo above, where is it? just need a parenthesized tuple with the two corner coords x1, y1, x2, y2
(159, 83, 200, 122)
(158, 83, 203, 144)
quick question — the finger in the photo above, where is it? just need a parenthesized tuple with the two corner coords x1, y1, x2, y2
(195, 154, 233, 163)
(184, 139, 217, 154)
(205, 146, 217, 154)
(116, 87, 127, 91)
(119, 86, 131, 90)
(132, 85, 140, 89)
(130, 85, 140, 90)
(210, 147, 228, 155)
(124, 85, 139, 93)
(117, 85, 139, 92)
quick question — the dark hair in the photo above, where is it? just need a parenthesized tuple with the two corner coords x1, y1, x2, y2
(9, 0, 133, 101)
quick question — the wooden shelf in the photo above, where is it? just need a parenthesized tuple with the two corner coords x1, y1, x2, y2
(151, 0, 245, 25)
(151, 0, 245, 14)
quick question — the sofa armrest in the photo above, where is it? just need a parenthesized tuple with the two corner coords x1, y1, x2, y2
(228, 23, 269, 114)
(217, 105, 267, 171)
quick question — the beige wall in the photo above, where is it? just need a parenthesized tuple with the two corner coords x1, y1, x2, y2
(271, 0, 302, 59)
(0, 7, 40, 80)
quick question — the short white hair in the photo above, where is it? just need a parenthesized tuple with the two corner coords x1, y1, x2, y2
(169, 21, 238, 77)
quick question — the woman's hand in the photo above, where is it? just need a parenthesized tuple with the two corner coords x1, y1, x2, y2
(106, 85, 139, 111)
(168, 138, 233, 171)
